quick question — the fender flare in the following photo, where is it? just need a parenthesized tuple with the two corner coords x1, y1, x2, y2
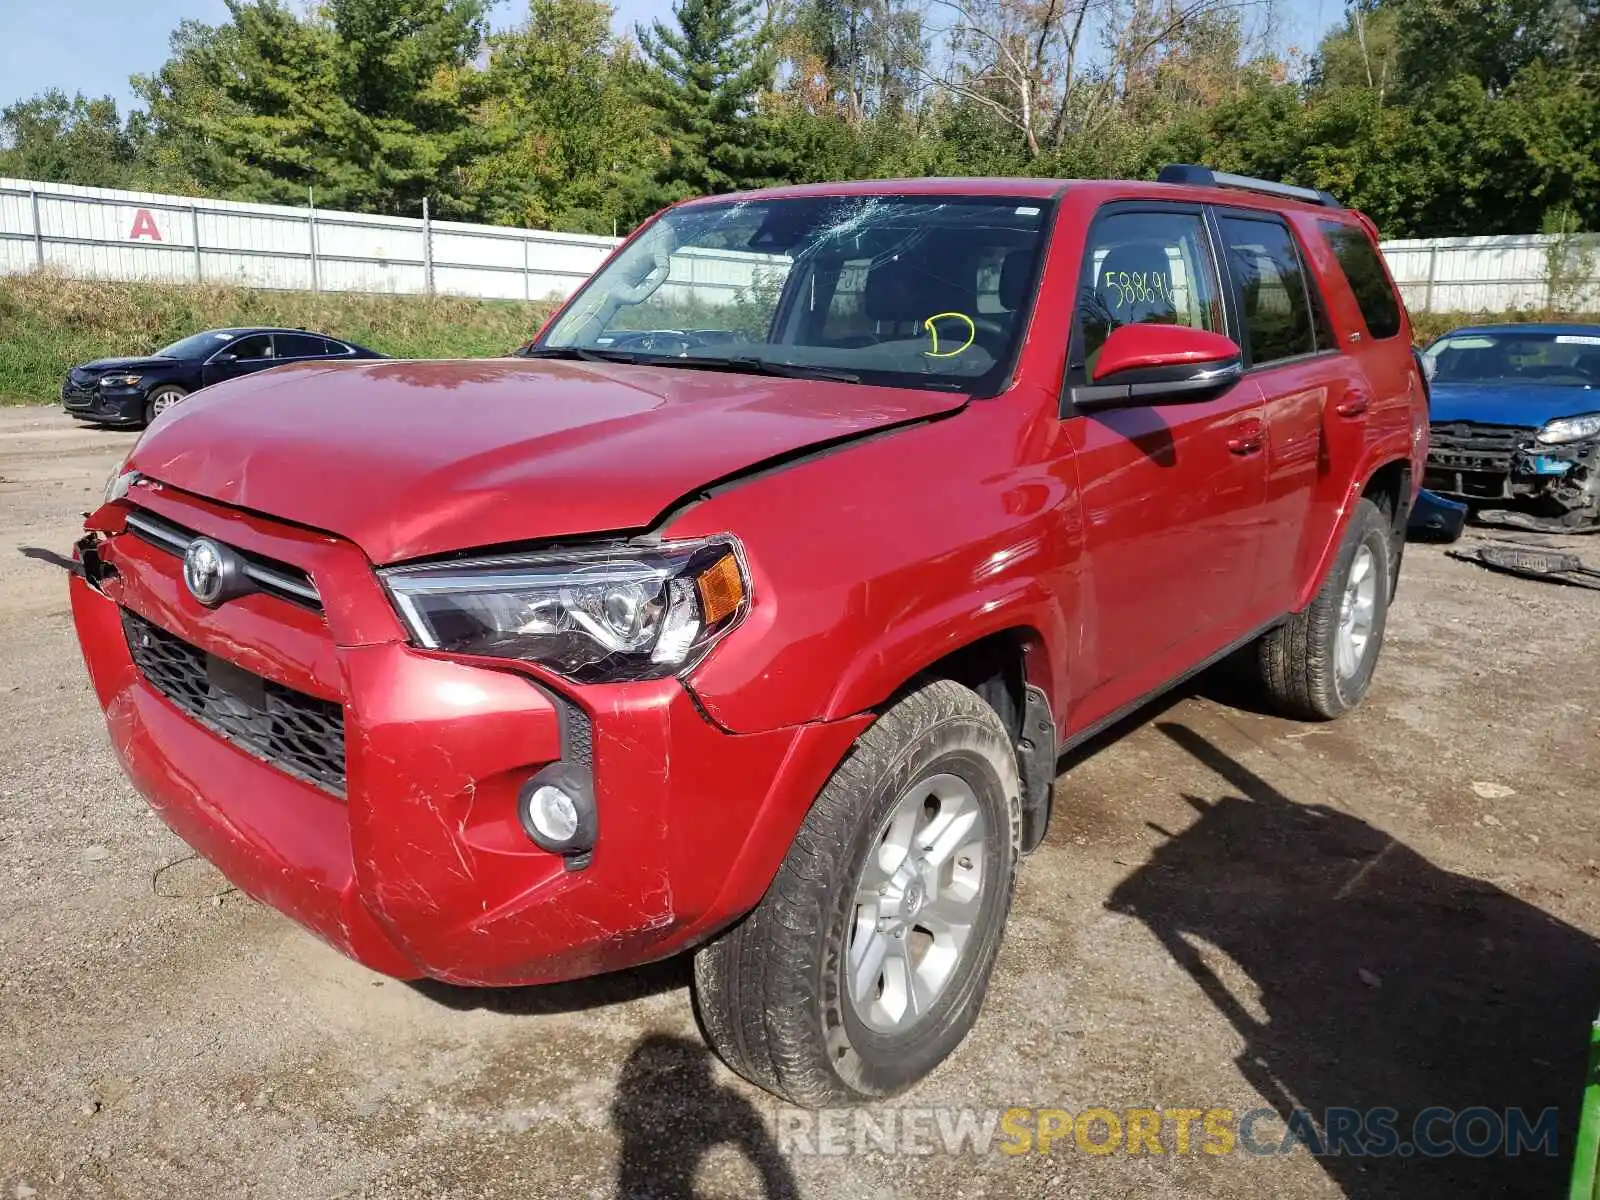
(1295, 450, 1415, 612)
(817, 578, 1067, 726)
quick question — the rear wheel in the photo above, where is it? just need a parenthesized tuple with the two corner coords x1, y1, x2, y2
(1253, 497, 1393, 719)
(692, 679, 1021, 1105)
(145, 385, 187, 423)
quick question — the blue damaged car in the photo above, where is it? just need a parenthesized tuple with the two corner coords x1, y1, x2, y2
(1422, 324, 1600, 527)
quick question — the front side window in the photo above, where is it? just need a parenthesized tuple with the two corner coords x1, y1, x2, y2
(1217, 216, 1318, 366)
(1319, 221, 1402, 340)
(229, 334, 275, 360)
(539, 196, 1051, 392)
(1075, 210, 1224, 372)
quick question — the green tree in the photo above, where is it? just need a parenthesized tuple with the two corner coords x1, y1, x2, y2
(1396, 0, 1590, 95)
(633, 0, 790, 213)
(1311, 5, 1401, 102)
(135, 0, 485, 212)
(0, 91, 141, 187)
(325, 0, 489, 212)
(465, 0, 654, 233)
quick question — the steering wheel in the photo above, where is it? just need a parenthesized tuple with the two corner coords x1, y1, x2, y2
(607, 330, 711, 356)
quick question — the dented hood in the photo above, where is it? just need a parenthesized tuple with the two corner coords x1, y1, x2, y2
(129, 357, 964, 563)
(1429, 383, 1600, 428)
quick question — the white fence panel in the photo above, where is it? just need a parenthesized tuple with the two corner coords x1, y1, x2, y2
(7, 176, 1600, 316)
(1380, 232, 1600, 314)
(0, 176, 620, 302)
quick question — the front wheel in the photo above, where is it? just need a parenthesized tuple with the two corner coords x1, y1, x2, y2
(144, 385, 188, 424)
(1253, 496, 1393, 719)
(692, 679, 1022, 1106)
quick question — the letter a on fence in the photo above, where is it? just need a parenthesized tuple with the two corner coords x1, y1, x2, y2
(129, 209, 163, 241)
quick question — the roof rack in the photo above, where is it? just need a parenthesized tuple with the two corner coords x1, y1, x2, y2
(1157, 164, 1340, 209)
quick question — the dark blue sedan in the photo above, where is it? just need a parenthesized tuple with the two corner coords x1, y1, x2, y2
(61, 327, 385, 428)
(1422, 323, 1600, 526)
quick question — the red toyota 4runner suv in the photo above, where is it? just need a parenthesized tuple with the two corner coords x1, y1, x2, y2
(71, 166, 1425, 1105)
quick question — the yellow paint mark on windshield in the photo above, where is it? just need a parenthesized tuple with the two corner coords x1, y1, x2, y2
(923, 312, 976, 358)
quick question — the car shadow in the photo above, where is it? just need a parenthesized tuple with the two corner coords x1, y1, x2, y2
(409, 955, 691, 1017)
(1109, 720, 1600, 1198)
(18, 545, 76, 573)
(610, 1033, 800, 1200)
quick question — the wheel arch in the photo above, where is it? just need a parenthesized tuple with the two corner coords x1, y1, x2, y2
(1296, 453, 1413, 611)
(872, 625, 1059, 852)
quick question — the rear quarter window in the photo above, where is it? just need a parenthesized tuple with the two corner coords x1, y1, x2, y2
(1319, 221, 1402, 340)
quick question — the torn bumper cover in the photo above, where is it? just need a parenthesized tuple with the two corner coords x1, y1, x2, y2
(1425, 422, 1600, 522)
(69, 536, 864, 988)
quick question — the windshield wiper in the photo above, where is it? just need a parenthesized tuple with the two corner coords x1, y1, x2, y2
(517, 345, 861, 384)
(644, 355, 862, 384)
(515, 345, 648, 365)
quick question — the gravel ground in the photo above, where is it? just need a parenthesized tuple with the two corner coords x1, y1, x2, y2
(1, 405, 1597, 1200)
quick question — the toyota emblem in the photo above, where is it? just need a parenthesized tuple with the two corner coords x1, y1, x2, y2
(183, 538, 230, 606)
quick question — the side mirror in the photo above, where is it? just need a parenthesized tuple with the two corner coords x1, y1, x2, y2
(1075, 324, 1243, 410)
(212, 353, 238, 364)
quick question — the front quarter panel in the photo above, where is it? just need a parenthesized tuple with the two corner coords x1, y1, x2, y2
(670, 386, 1081, 734)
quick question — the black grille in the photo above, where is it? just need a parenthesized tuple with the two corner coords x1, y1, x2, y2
(1427, 422, 1531, 474)
(552, 690, 593, 770)
(123, 610, 346, 796)
(61, 374, 98, 408)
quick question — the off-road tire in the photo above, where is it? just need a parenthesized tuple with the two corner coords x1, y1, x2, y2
(691, 679, 1022, 1106)
(1254, 496, 1393, 720)
(144, 385, 188, 424)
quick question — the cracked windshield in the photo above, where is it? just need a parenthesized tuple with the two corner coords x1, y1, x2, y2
(537, 196, 1050, 391)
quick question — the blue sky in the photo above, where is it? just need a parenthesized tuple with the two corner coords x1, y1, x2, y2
(0, 0, 1342, 116)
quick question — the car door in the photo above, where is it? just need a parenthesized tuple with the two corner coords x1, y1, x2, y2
(1213, 210, 1354, 614)
(203, 333, 278, 386)
(1059, 204, 1269, 724)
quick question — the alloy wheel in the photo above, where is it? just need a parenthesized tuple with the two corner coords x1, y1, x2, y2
(847, 772, 988, 1035)
(1337, 544, 1379, 680)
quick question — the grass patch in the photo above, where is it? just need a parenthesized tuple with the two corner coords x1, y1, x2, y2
(4, 271, 1594, 405)
(0, 272, 558, 405)
(1410, 309, 1600, 343)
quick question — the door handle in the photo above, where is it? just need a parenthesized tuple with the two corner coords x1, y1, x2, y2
(1335, 391, 1370, 418)
(1227, 418, 1264, 457)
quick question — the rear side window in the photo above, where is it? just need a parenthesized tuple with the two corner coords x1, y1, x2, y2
(1076, 210, 1224, 370)
(1319, 221, 1402, 340)
(1217, 216, 1319, 366)
(276, 333, 331, 358)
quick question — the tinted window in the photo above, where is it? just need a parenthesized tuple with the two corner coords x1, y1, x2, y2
(1218, 216, 1316, 366)
(157, 331, 238, 359)
(1423, 331, 1600, 387)
(1320, 221, 1402, 340)
(229, 334, 275, 360)
(1077, 210, 1223, 370)
(276, 333, 330, 358)
(542, 195, 1050, 393)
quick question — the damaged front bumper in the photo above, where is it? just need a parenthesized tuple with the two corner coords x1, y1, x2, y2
(70, 502, 866, 988)
(1424, 422, 1600, 523)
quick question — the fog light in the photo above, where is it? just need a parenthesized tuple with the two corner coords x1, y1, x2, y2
(529, 786, 579, 843)
(516, 765, 596, 860)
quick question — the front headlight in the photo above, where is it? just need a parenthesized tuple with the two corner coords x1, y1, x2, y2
(380, 537, 750, 682)
(100, 374, 144, 388)
(103, 463, 141, 504)
(1536, 413, 1600, 444)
